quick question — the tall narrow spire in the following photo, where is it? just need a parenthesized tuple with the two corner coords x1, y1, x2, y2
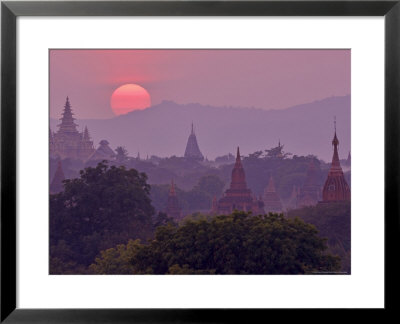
(57, 97, 79, 133)
(263, 175, 283, 213)
(230, 146, 247, 190)
(82, 126, 91, 141)
(346, 151, 351, 166)
(334, 116, 336, 132)
(286, 185, 299, 210)
(166, 179, 181, 219)
(169, 179, 176, 196)
(265, 176, 277, 193)
(52, 97, 95, 160)
(184, 122, 204, 161)
(330, 120, 341, 173)
(322, 123, 351, 202)
(214, 146, 264, 215)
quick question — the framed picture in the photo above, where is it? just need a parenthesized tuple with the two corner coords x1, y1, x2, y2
(1, 0, 399, 321)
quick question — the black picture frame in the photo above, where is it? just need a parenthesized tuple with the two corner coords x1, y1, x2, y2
(1, 0, 399, 322)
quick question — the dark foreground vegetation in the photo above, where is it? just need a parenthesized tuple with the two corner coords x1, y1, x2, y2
(90, 212, 340, 274)
(50, 162, 344, 275)
(287, 202, 351, 273)
(50, 162, 157, 273)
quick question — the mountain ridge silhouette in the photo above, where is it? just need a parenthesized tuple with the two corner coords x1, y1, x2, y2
(50, 95, 351, 161)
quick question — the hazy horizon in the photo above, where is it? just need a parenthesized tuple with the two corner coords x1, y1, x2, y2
(52, 95, 349, 121)
(50, 95, 351, 162)
(50, 49, 350, 119)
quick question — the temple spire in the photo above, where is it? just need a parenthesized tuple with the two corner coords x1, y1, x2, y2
(321, 124, 351, 202)
(52, 97, 95, 160)
(165, 179, 181, 219)
(334, 115, 336, 132)
(265, 176, 276, 193)
(82, 126, 91, 141)
(184, 122, 204, 161)
(213, 146, 264, 215)
(169, 179, 176, 196)
(236, 146, 241, 161)
(57, 96, 79, 133)
(263, 175, 283, 213)
(331, 119, 341, 172)
(230, 146, 247, 190)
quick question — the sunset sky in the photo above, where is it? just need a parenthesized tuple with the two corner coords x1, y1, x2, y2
(50, 49, 350, 119)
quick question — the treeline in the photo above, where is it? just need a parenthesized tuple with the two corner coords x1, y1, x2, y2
(287, 202, 351, 273)
(50, 162, 343, 275)
(50, 162, 158, 273)
(51, 145, 351, 210)
(90, 212, 340, 275)
(150, 175, 225, 214)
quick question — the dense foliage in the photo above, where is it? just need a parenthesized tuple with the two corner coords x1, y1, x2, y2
(287, 202, 351, 273)
(51, 145, 351, 215)
(150, 175, 225, 214)
(90, 212, 341, 275)
(50, 162, 155, 273)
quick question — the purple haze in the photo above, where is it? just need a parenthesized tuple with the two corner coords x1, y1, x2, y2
(50, 49, 350, 119)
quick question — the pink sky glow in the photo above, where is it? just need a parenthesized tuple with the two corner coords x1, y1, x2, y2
(50, 49, 350, 119)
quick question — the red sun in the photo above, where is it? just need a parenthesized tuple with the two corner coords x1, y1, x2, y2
(111, 84, 151, 116)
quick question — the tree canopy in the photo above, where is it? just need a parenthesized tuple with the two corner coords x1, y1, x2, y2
(150, 174, 225, 215)
(90, 211, 341, 275)
(50, 162, 155, 273)
(115, 146, 129, 164)
(287, 202, 351, 273)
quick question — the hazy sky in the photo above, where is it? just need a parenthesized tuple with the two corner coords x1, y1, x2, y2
(50, 49, 350, 119)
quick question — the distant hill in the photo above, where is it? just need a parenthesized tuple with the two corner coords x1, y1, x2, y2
(50, 95, 350, 161)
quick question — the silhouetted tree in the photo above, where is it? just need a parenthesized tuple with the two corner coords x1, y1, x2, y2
(90, 211, 340, 274)
(50, 162, 155, 273)
(287, 201, 351, 273)
(115, 146, 129, 164)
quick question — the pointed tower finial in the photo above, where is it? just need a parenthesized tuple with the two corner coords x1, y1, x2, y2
(169, 179, 176, 196)
(83, 125, 91, 141)
(332, 118, 339, 148)
(184, 122, 204, 161)
(266, 175, 277, 193)
(322, 123, 350, 202)
(334, 116, 337, 133)
(236, 146, 240, 160)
